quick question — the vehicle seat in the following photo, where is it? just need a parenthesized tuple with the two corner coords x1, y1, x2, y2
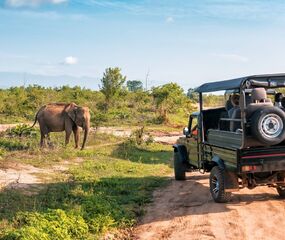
(246, 88, 273, 116)
(225, 99, 233, 112)
(230, 108, 241, 132)
(281, 97, 285, 109)
(274, 93, 283, 107)
(226, 96, 242, 131)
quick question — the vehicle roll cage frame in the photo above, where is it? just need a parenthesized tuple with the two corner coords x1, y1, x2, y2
(194, 74, 285, 149)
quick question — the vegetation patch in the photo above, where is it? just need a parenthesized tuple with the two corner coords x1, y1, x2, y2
(0, 78, 196, 128)
(0, 133, 172, 239)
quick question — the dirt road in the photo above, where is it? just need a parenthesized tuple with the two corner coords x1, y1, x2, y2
(133, 172, 285, 240)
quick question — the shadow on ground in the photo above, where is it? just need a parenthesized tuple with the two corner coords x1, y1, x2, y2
(111, 142, 173, 165)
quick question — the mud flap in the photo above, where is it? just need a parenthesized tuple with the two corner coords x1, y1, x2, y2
(173, 144, 189, 164)
(224, 171, 239, 192)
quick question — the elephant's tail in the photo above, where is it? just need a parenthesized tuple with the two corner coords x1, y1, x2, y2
(19, 107, 42, 136)
(30, 113, 38, 129)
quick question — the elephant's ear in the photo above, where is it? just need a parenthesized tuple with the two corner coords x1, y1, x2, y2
(65, 103, 78, 122)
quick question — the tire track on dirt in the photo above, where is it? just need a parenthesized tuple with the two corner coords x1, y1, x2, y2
(133, 172, 285, 240)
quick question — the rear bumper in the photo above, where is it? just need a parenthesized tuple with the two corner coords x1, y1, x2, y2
(239, 157, 285, 173)
(239, 147, 285, 173)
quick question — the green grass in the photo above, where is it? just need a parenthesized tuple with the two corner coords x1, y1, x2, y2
(167, 113, 189, 128)
(112, 141, 172, 164)
(0, 131, 172, 239)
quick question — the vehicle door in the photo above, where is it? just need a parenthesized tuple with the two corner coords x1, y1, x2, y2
(186, 114, 199, 166)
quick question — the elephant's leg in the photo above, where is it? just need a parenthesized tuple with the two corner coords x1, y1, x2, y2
(64, 118, 74, 147)
(40, 132, 45, 147)
(47, 133, 52, 147)
(40, 129, 49, 147)
(39, 122, 49, 148)
(73, 126, 80, 148)
(65, 128, 72, 146)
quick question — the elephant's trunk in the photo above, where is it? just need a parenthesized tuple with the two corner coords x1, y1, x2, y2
(81, 124, 89, 150)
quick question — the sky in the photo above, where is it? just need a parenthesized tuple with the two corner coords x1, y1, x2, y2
(1, 0, 285, 90)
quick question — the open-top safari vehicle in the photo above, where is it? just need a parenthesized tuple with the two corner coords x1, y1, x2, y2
(174, 74, 285, 202)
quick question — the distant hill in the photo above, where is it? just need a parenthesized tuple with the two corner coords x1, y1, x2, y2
(0, 72, 100, 89)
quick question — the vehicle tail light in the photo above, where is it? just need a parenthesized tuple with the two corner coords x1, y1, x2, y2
(242, 165, 257, 171)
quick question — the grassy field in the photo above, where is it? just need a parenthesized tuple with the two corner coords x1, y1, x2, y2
(0, 129, 172, 239)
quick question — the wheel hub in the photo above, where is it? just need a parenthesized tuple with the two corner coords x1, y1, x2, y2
(260, 114, 283, 139)
(212, 176, 220, 196)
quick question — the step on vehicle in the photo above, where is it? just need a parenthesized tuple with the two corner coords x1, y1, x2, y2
(174, 74, 285, 202)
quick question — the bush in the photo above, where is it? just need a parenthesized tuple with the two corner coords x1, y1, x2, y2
(0, 83, 192, 128)
(6, 124, 38, 138)
(145, 134, 154, 145)
(4, 210, 89, 240)
(0, 139, 28, 151)
(108, 108, 131, 120)
(93, 112, 108, 128)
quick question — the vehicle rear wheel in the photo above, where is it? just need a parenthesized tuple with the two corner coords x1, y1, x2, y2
(174, 152, 186, 180)
(251, 107, 285, 145)
(209, 166, 231, 203)
(277, 186, 285, 198)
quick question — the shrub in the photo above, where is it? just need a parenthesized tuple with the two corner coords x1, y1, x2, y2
(0, 83, 192, 127)
(6, 124, 38, 138)
(0, 139, 28, 151)
(4, 210, 89, 240)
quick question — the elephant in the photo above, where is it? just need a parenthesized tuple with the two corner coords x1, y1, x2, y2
(31, 103, 90, 150)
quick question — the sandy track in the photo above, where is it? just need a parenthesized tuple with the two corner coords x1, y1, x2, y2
(133, 172, 285, 240)
(0, 124, 18, 132)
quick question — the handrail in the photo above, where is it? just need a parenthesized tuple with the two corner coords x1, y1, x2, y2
(220, 118, 242, 122)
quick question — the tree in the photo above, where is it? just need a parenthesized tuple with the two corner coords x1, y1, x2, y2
(99, 67, 126, 110)
(152, 83, 186, 122)
(187, 88, 199, 102)
(127, 80, 143, 92)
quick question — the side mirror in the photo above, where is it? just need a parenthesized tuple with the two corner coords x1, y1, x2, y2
(183, 127, 190, 137)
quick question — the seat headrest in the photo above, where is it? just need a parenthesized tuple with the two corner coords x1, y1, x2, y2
(275, 93, 284, 102)
(251, 88, 267, 102)
(225, 99, 233, 111)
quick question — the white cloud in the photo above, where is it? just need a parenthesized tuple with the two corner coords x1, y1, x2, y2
(166, 16, 174, 23)
(64, 56, 78, 65)
(213, 53, 249, 63)
(5, 0, 67, 8)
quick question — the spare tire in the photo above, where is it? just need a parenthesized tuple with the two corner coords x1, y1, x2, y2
(251, 107, 285, 145)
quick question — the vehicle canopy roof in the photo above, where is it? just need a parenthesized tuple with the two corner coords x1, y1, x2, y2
(195, 73, 285, 93)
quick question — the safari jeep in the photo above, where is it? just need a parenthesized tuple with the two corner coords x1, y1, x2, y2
(174, 74, 285, 203)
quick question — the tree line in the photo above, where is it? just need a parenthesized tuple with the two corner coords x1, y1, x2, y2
(0, 68, 198, 127)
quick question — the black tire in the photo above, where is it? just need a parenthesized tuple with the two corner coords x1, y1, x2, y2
(174, 152, 186, 180)
(251, 107, 285, 145)
(277, 186, 285, 198)
(209, 166, 231, 203)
